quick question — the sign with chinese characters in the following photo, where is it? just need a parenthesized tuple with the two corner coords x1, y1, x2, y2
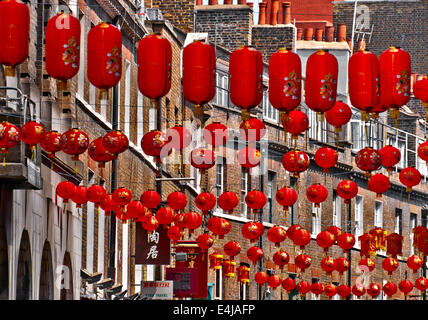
(135, 223, 171, 265)
(140, 281, 173, 300)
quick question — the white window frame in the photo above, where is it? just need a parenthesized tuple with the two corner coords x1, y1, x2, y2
(239, 282, 247, 300)
(307, 108, 327, 142)
(332, 190, 341, 228)
(394, 209, 402, 235)
(124, 60, 131, 137)
(78, 14, 85, 97)
(311, 203, 322, 236)
(263, 89, 279, 122)
(374, 201, 383, 228)
(355, 196, 364, 240)
(214, 268, 222, 300)
(137, 91, 144, 145)
(240, 167, 248, 217)
(410, 213, 417, 255)
(216, 157, 225, 197)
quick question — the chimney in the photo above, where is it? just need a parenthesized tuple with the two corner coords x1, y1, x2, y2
(270, 0, 279, 25)
(196, 0, 203, 5)
(337, 24, 347, 42)
(315, 28, 323, 41)
(238, 0, 247, 4)
(297, 28, 303, 40)
(282, 2, 291, 25)
(247, 2, 253, 9)
(258, 2, 267, 25)
(224, 0, 233, 4)
(209, 0, 218, 5)
(325, 26, 334, 42)
(304, 27, 314, 41)
(346, 38, 352, 48)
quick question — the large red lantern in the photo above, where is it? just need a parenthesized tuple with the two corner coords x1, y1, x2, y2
(352, 284, 366, 299)
(281, 150, 310, 178)
(140, 190, 161, 210)
(87, 22, 122, 94)
(281, 110, 308, 141)
(255, 272, 269, 286)
(413, 226, 428, 254)
(337, 233, 356, 254)
(282, 278, 296, 292)
(247, 246, 264, 265)
(325, 101, 352, 133)
(399, 167, 421, 194)
(383, 281, 398, 299)
(45, 12, 80, 90)
(275, 186, 297, 213)
(337, 284, 351, 300)
(241, 221, 263, 243)
(138, 33, 171, 102)
(418, 141, 428, 165)
(296, 280, 311, 296)
(310, 282, 324, 297)
(305, 49, 338, 116)
(222, 259, 236, 278)
(209, 253, 223, 270)
(167, 225, 183, 243)
(379, 47, 411, 125)
(269, 48, 301, 114)
(224, 241, 241, 260)
(293, 228, 311, 250)
(306, 184, 328, 208)
(217, 192, 239, 214)
(399, 280, 414, 297)
(355, 147, 382, 177)
(0, 0, 30, 76)
(416, 231, 428, 256)
(413, 76, 428, 121)
(336, 257, 350, 275)
(379, 145, 401, 172)
(368, 173, 390, 198)
(267, 226, 287, 247)
(367, 283, 381, 299)
(196, 233, 214, 251)
(166, 126, 192, 151)
(314, 147, 338, 173)
(20, 122, 45, 152)
(237, 265, 250, 284)
(71, 186, 88, 208)
(229, 46, 263, 120)
(195, 192, 216, 215)
(167, 191, 187, 212)
(382, 257, 398, 275)
(237, 147, 261, 171)
(321, 256, 337, 275)
(141, 130, 171, 165)
(102, 130, 129, 156)
(173, 212, 186, 229)
(336, 180, 358, 204)
(324, 283, 338, 299)
(56, 181, 76, 204)
(207, 217, 231, 239)
(316, 231, 335, 252)
(40, 130, 62, 159)
(203, 122, 228, 146)
(359, 257, 375, 272)
(359, 233, 377, 258)
(141, 215, 159, 234)
(190, 147, 215, 175)
(88, 137, 117, 168)
(156, 207, 174, 228)
(183, 40, 216, 117)
(295, 253, 311, 272)
(348, 49, 380, 121)
(99, 194, 117, 216)
(183, 211, 202, 234)
(0, 122, 21, 163)
(60, 129, 89, 161)
(126, 200, 147, 220)
(415, 277, 428, 293)
(112, 187, 132, 207)
(369, 227, 387, 252)
(407, 255, 423, 273)
(273, 250, 290, 269)
(327, 226, 343, 243)
(267, 275, 282, 289)
(86, 185, 107, 208)
(386, 233, 403, 258)
(245, 190, 267, 213)
(239, 118, 266, 142)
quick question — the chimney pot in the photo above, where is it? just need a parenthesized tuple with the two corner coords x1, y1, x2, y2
(325, 26, 334, 42)
(247, 2, 253, 9)
(297, 28, 303, 40)
(258, 2, 267, 25)
(282, 2, 291, 25)
(196, 0, 203, 5)
(337, 24, 347, 42)
(224, 0, 233, 4)
(209, 0, 218, 5)
(315, 28, 323, 41)
(238, 0, 247, 4)
(270, 0, 279, 26)
(304, 27, 314, 41)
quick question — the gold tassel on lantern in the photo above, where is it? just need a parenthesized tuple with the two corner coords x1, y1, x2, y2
(4, 66, 16, 77)
(57, 80, 68, 92)
(194, 104, 203, 118)
(390, 107, 400, 129)
(98, 89, 109, 101)
(241, 109, 251, 121)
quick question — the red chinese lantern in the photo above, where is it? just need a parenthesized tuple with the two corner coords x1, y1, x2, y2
(275, 186, 297, 213)
(209, 253, 223, 270)
(0, 122, 21, 165)
(268, 275, 282, 289)
(138, 33, 171, 102)
(326, 226, 343, 243)
(45, 12, 80, 90)
(195, 192, 216, 215)
(269, 48, 301, 114)
(141, 215, 159, 234)
(295, 253, 311, 272)
(126, 200, 147, 220)
(286, 224, 302, 243)
(382, 257, 399, 275)
(204, 122, 228, 146)
(321, 256, 337, 275)
(140, 190, 161, 210)
(413, 76, 428, 121)
(416, 231, 428, 256)
(196, 233, 214, 251)
(0, 0, 30, 76)
(379, 145, 401, 172)
(386, 233, 403, 258)
(369, 227, 387, 251)
(281, 150, 310, 178)
(368, 173, 390, 198)
(99, 194, 117, 216)
(413, 226, 428, 254)
(267, 226, 287, 247)
(229, 46, 263, 120)
(306, 184, 328, 208)
(336, 180, 358, 204)
(281, 110, 308, 141)
(359, 233, 377, 258)
(316, 231, 335, 252)
(407, 255, 423, 273)
(305, 49, 338, 116)
(311, 282, 324, 296)
(156, 207, 174, 228)
(418, 141, 428, 165)
(224, 241, 241, 260)
(324, 283, 337, 299)
(359, 257, 376, 272)
(293, 228, 311, 250)
(56, 181, 76, 204)
(190, 147, 215, 175)
(348, 49, 380, 122)
(112, 187, 132, 207)
(217, 192, 239, 214)
(40, 130, 62, 159)
(245, 190, 267, 213)
(415, 277, 428, 293)
(255, 272, 269, 286)
(88, 137, 117, 168)
(183, 40, 215, 117)
(367, 283, 381, 299)
(273, 250, 290, 269)
(167, 191, 187, 212)
(87, 22, 122, 95)
(296, 280, 311, 296)
(355, 147, 382, 177)
(383, 281, 398, 299)
(60, 129, 89, 161)
(173, 212, 186, 229)
(336, 257, 350, 275)
(352, 284, 366, 299)
(282, 278, 296, 292)
(166, 126, 192, 150)
(71, 186, 88, 208)
(399, 280, 414, 297)
(239, 118, 266, 142)
(183, 211, 202, 234)
(237, 265, 250, 284)
(223, 260, 236, 278)
(379, 47, 411, 126)
(325, 101, 352, 133)
(86, 185, 107, 208)
(237, 147, 261, 171)
(247, 246, 264, 265)
(399, 167, 421, 194)
(167, 225, 183, 243)
(207, 217, 231, 239)
(20, 121, 45, 152)
(242, 221, 263, 243)
(337, 284, 351, 300)
(337, 233, 356, 254)
(314, 147, 338, 173)
(102, 130, 129, 156)
(141, 130, 171, 165)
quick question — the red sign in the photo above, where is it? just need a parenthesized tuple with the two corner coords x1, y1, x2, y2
(165, 267, 198, 298)
(135, 223, 171, 265)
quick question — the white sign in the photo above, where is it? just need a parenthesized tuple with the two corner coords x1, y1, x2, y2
(140, 281, 173, 300)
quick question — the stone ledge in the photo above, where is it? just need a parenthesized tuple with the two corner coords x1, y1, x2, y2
(195, 4, 252, 11)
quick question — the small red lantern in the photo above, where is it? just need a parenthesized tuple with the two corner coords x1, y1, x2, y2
(99, 194, 117, 216)
(413, 226, 428, 254)
(0, 122, 21, 164)
(316, 231, 335, 252)
(203, 122, 228, 146)
(383, 281, 398, 299)
(282, 278, 296, 292)
(190, 147, 215, 175)
(399, 280, 414, 297)
(281, 110, 309, 140)
(20, 121, 45, 151)
(245, 190, 267, 213)
(355, 147, 382, 177)
(141, 215, 159, 234)
(414, 76, 428, 120)
(183, 40, 216, 117)
(88, 138, 117, 168)
(367, 283, 381, 299)
(296, 280, 311, 297)
(268, 275, 282, 289)
(352, 284, 366, 299)
(239, 118, 266, 142)
(386, 233, 403, 258)
(294, 253, 311, 273)
(207, 217, 231, 239)
(60, 129, 89, 161)
(87, 22, 122, 94)
(167, 191, 187, 212)
(337, 233, 356, 254)
(141, 130, 171, 165)
(293, 228, 311, 250)
(324, 283, 337, 299)
(71, 186, 88, 208)
(336, 180, 358, 204)
(247, 246, 264, 265)
(218, 191, 239, 214)
(166, 126, 192, 150)
(321, 256, 337, 275)
(418, 141, 428, 165)
(138, 33, 171, 102)
(415, 277, 428, 293)
(229, 46, 263, 120)
(45, 12, 80, 90)
(407, 255, 423, 273)
(209, 253, 223, 270)
(167, 225, 184, 243)
(369, 227, 387, 251)
(237, 147, 261, 171)
(368, 174, 390, 197)
(241, 221, 263, 243)
(173, 212, 186, 229)
(156, 207, 174, 228)
(382, 257, 399, 275)
(399, 167, 421, 194)
(56, 181, 76, 204)
(306, 184, 328, 208)
(267, 226, 287, 247)
(223, 241, 241, 260)
(314, 147, 338, 173)
(102, 130, 129, 156)
(311, 282, 324, 297)
(359, 257, 376, 272)
(196, 233, 214, 251)
(255, 272, 269, 285)
(140, 190, 161, 210)
(86, 185, 107, 208)
(275, 186, 297, 213)
(416, 230, 428, 256)
(379, 145, 401, 172)
(337, 284, 351, 300)
(40, 130, 62, 159)
(112, 187, 132, 207)
(183, 211, 202, 234)
(335, 257, 350, 275)
(126, 200, 147, 220)
(223, 259, 236, 278)
(195, 192, 216, 215)
(237, 265, 250, 284)
(325, 101, 352, 133)
(359, 233, 377, 258)
(326, 226, 343, 243)
(281, 150, 310, 178)
(273, 250, 290, 269)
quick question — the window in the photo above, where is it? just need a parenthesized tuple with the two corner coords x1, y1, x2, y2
(216, 157, 225, 197)
(422, 209, 428, 228)
(214, 268, 222, 300)
(263, 90, 279, 122)
(410, 213, 417, 255)
(137, 92, 144, 145)
(312, 203, 322, 235)
(239, 282, 248, 300)
(332, 190, 341, 228)
(351, 120, 383, 151)
(289, 178, 297, 225)
(374, 201, 383, 228)
(190, 121, 202, 190)
(124, 61, 131, 137)
(355, 196, 364, 238)
(308, 109, 327, 142)
(395, 208, 403, 235)
(387, 135, 407, 168)
(241, 167, 248, 217)
(77, 13, 85, 96)
(267, 172, 275, 223)
(149, 106, 156, 132)
(214, 72, 229, 106)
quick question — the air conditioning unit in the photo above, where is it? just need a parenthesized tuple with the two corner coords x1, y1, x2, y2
(145, 8, 164, 21)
